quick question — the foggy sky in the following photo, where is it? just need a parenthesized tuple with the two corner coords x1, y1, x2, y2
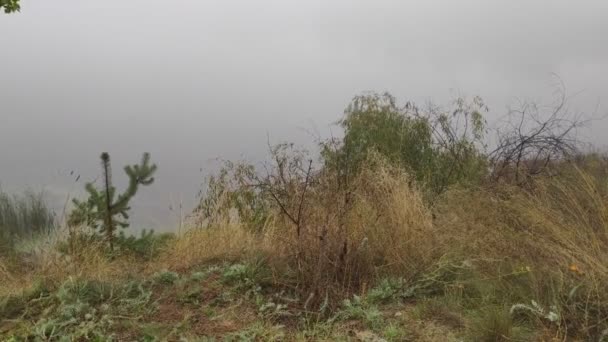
(1, 0, 607, 230)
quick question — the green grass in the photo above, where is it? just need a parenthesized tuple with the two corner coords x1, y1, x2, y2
(0, 259, 595, 341)
(0, 263, 418, 340)
(0, 188, 55, 257)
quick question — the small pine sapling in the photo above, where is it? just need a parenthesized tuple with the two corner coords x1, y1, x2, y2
(69, 152, 157, 251)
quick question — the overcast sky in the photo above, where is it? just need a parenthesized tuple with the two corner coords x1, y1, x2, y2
(1, 0, 607, 230)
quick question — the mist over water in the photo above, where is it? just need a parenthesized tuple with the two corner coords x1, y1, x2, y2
(1, 0, 607, 231)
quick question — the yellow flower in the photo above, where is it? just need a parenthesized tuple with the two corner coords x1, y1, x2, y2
(569, 264, 583, 275)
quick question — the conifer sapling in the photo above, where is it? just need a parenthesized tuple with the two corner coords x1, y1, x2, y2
(69, 152, 157, 250)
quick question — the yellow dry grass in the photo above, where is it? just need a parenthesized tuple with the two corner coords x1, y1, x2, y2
(155, 159, 439, 298)
(436, 166, 608, 278)
(0, 228, 134, 297)
(434, 165, 608, 338)
(155, 221, 265, 272)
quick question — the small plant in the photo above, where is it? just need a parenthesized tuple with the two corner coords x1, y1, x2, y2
(69, 152, 157, 251)
(383, 323, 408, 341)
(332, 295, 384, 331)
(468, 306, 530, 342)
(510, 300, 560, 324)
(152, 270, 179, 285)
(57, 278, 113, 306)
(367, 277, 405, 304)
(255, 290, 296, 321)
(257, 300, 290, 320)
(190, 271, 208, 282)
(177, 285, 204, 305)
(221, 260, 270, 292)
(222, 263, 251, 282)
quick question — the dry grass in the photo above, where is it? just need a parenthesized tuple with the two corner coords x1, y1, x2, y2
(0, 257, 15, 283)
(435, 165, 608, 339)
(437, 167, 608, 277)
(154, 221, 266, 273)
(270, 158, 439, 299)
(0, 227, 134, 297)
(157, 157, 440, 304)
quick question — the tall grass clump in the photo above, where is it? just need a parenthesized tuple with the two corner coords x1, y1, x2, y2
(435, 162, 608, 339)
(0, 188, 55, 256)
(271, 155, 438, 300)
(157, 221, 263, 273)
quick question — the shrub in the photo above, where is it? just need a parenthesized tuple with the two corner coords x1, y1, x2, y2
(322, 92, 488, 197)
(189, 150, 440, 306)
(193, 160, 270, 231)
(152, 270, 179, 285)
(0, 0, 20, 13)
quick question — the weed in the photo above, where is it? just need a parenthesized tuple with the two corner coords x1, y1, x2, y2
(152, 270, 179, 285)
(411, 297, 465, 329)
(467, 306, 531, 342)
(367, 278, 406, 305)
(382, 323, 409, 341)
(221, 260, 270, 293)
(224, 322, 285, 342)
(332, 295, 384, 331)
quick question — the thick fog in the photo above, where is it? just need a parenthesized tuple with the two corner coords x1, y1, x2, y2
(1, 0, 607, 230)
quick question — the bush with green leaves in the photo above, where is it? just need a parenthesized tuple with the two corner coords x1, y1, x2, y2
(0, 0, 19, 13)
(322, 92, 488, 196)
(195, 160, 270, 231)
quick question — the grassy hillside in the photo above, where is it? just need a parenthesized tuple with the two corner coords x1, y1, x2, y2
(2, 92, 606, 341)
(2, 156, 608, 341)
